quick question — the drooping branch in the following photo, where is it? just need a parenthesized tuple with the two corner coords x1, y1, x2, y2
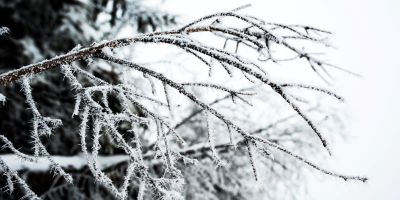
(0, 14, 337, 152)
(96, 53, 366, 182)
(0, 9, 367, 200)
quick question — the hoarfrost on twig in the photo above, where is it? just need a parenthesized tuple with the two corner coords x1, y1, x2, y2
(0, 8, 367, 199)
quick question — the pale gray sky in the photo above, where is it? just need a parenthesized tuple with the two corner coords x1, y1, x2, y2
(163, 0, 400, 199)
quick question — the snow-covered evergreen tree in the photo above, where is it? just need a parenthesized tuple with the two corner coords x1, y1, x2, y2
(0, 1, 366, 199)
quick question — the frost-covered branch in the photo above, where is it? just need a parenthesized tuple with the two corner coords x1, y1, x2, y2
(0, 9, 366, 200)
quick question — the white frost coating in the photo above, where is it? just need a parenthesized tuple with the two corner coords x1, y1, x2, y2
(0, 27, 10, 36)
(205, 112, 224, 166)
(0, 158, 40, 200)
(0, 7, 368, 200)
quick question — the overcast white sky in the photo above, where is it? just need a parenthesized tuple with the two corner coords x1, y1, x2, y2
(163, 0, 400, 199)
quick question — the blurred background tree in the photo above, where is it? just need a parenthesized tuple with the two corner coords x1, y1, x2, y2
(0, 0, 177, 199)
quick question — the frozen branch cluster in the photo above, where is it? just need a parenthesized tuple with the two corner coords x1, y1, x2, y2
(0, 8, 366, 200)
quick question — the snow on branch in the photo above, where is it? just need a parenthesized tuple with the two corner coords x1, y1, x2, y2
(0, 9, 366, 199)
(0, 154, 129, 172)
(0, 93, 5, 104)
(0, 27, 9, 36)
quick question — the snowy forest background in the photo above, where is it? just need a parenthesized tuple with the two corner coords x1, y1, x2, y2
(0, 0, 399, 199)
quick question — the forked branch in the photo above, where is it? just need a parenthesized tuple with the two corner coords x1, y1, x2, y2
(0, 10, 366, 200)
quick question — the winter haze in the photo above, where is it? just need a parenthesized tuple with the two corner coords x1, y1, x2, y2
(164, 0, 400, 199)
